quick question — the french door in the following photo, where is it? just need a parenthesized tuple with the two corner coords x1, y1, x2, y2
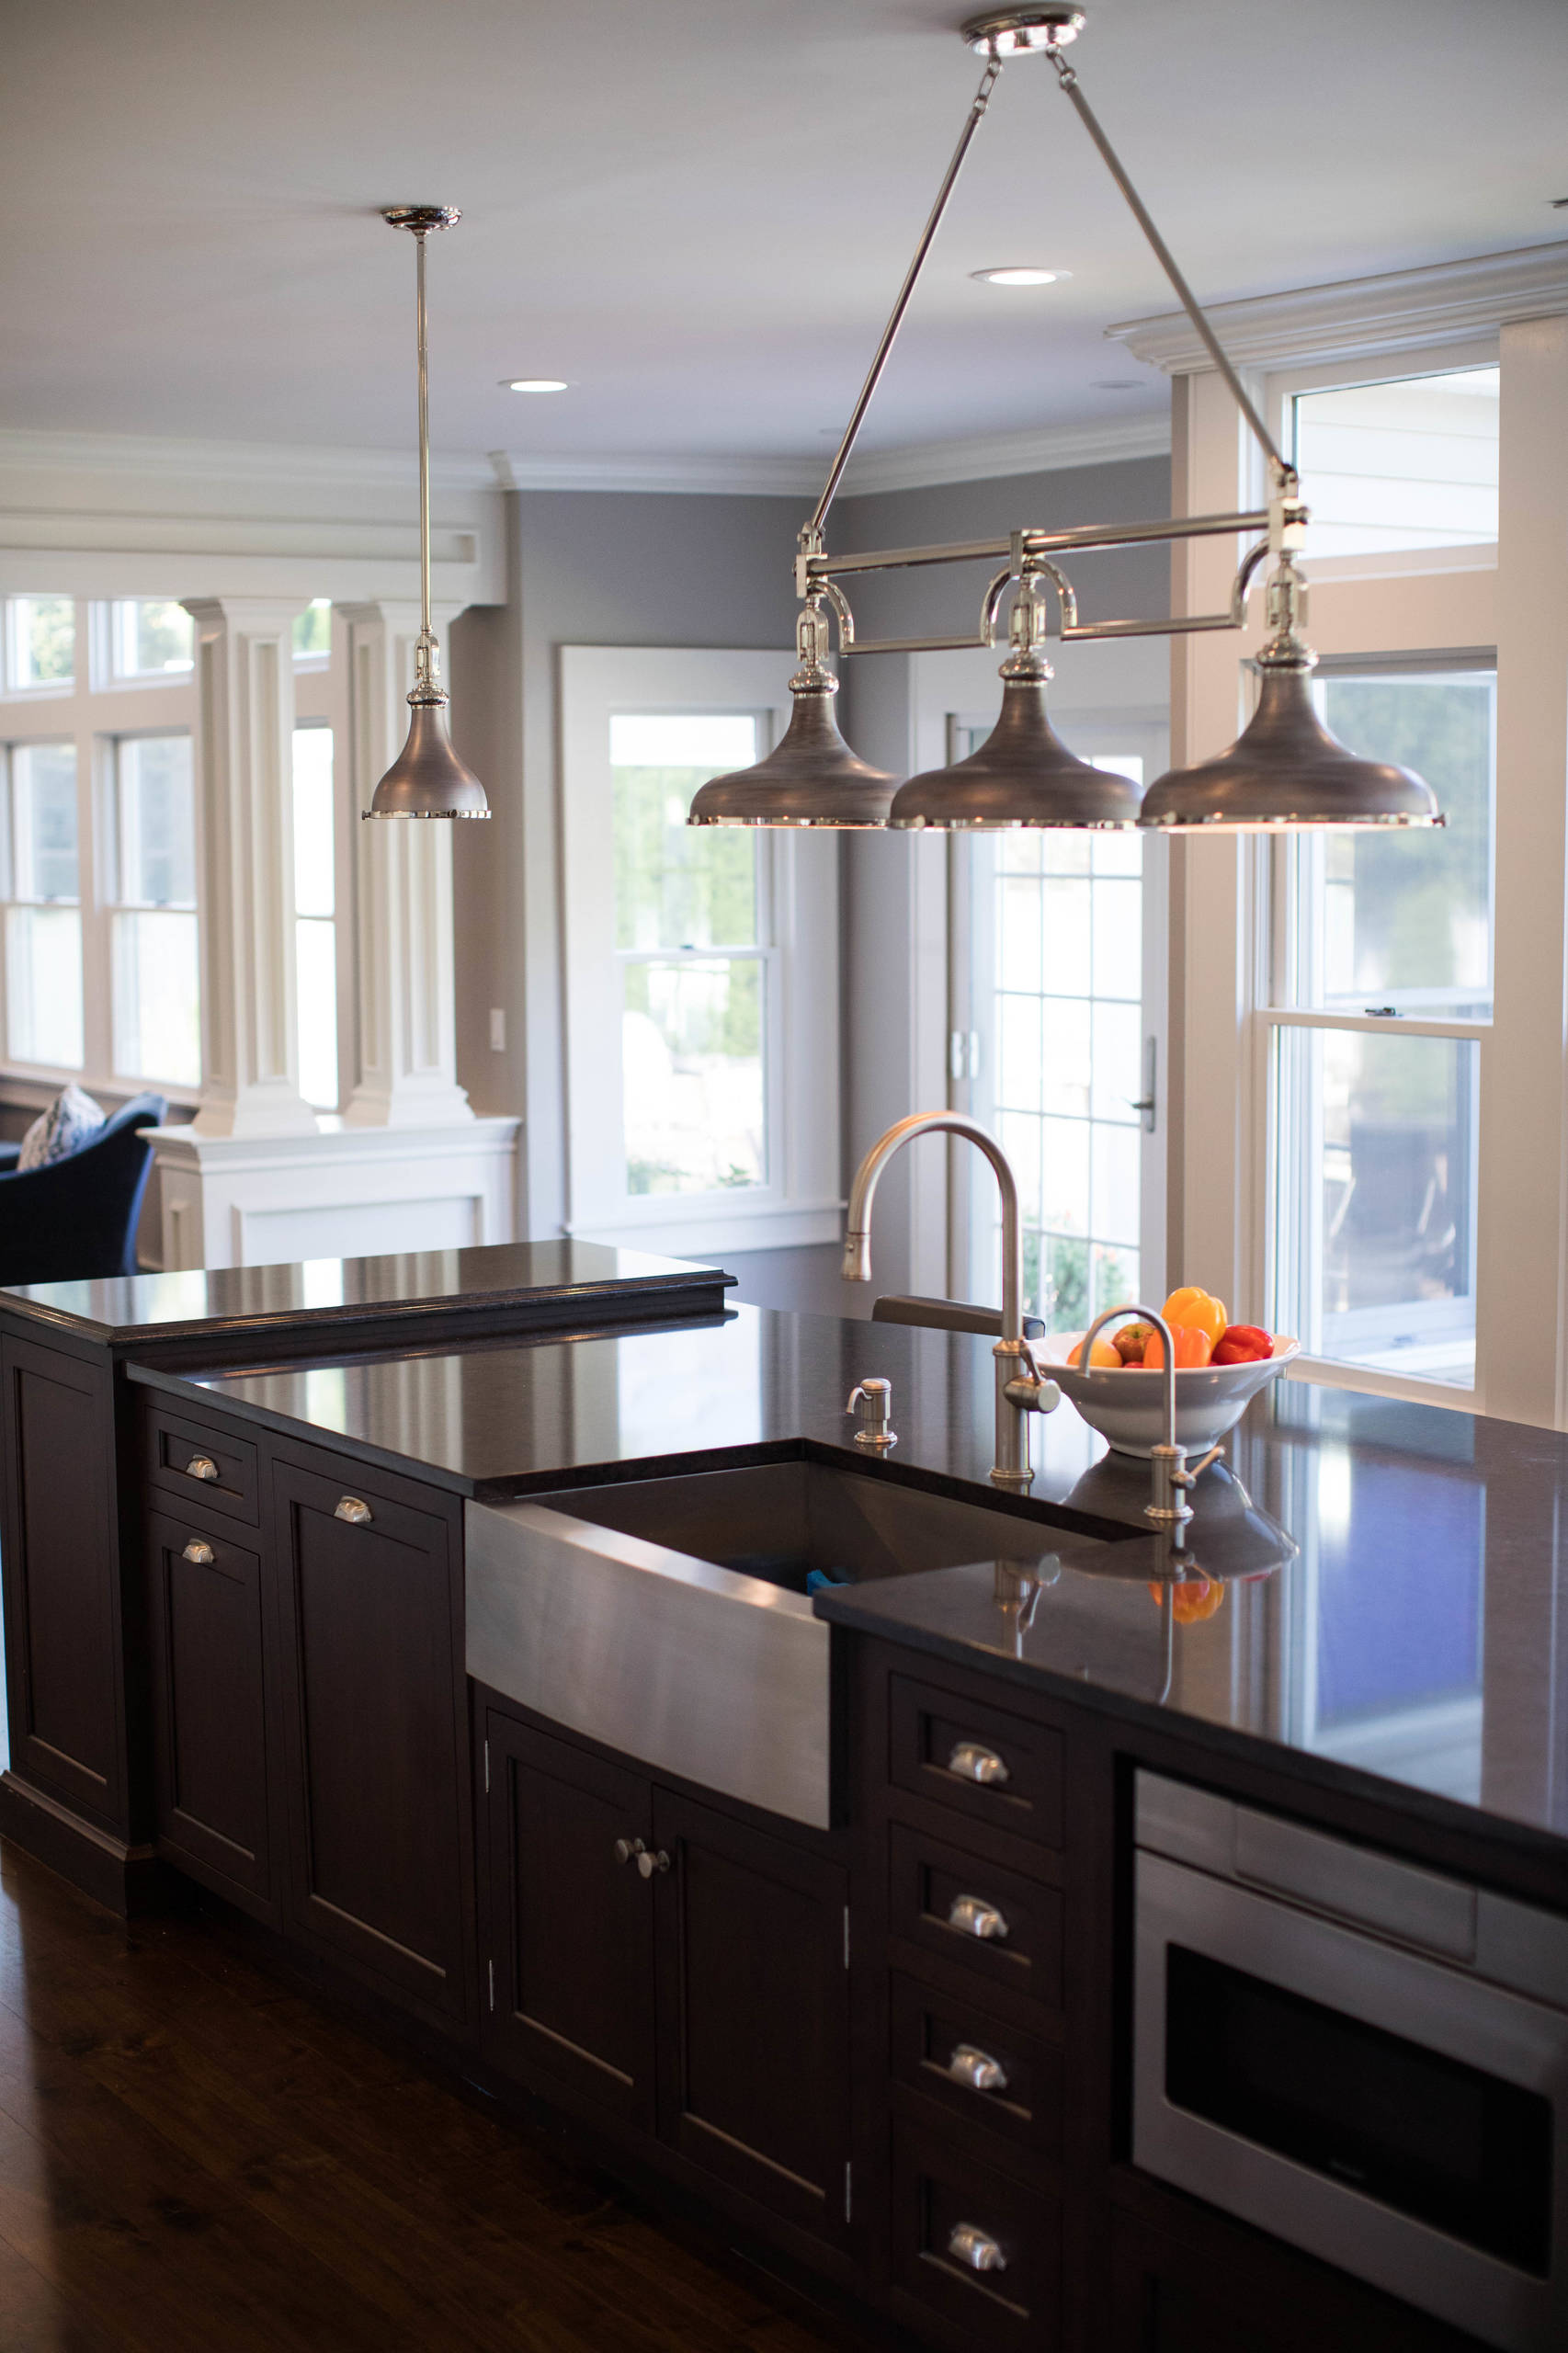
(948, 711, 1168, 1334)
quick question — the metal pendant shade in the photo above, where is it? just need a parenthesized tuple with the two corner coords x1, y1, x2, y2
(1139, 659, 1443, 832)
(367, 694, 490, 819)
(688, 674, 896, 827)
(890, 665, 1142, 830)
(365, 205, 491, 821)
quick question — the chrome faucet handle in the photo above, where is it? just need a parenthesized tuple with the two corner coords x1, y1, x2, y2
(1173, 1440, 1226, 1489)
(846, 1377, 896, 1449)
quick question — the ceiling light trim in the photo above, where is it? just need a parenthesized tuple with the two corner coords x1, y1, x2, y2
(1109, 240, 1568, 374)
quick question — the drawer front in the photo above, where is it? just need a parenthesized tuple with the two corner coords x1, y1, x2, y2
(891, 2119, 1059, 2350)
(145, 1509, 272, 1915)
(890, 1823, 1062, 2008)
(891, 1673, 1063, 1849)
(890, 1970, 1062, 2168)
(145, 1405, 259, 1526)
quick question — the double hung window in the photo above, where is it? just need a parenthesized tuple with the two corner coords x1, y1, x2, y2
(108, 733, 200, 1086)
(3, 742, 84, 1068)
(562, 647, 839, 1253)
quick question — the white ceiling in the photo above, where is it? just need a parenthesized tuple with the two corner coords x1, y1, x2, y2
(6, 0, 1566, 469)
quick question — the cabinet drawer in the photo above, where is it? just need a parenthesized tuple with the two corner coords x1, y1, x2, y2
(891, 2119, 1059, 2350)
(890, 1823, 1062, 2009)
(145, 1405, 259, 1526)
(145, 1509, 273, 1916)
(890, 1970, 1062, 2169)
(891, 1673, 1062, 1849)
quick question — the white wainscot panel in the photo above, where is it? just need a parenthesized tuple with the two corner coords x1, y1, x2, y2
(147, 1117, 519, 1271)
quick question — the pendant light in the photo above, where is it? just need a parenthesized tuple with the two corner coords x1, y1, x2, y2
(688, 597, 895, 826)
(890, 574, 1141, 830)
(692, 6, 1441, 836)
(1137, 556, 1441, 831)
(365, 206, 490, 821)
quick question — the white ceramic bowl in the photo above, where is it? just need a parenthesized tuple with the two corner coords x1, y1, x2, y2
(1040, 1332, 1300, 1458)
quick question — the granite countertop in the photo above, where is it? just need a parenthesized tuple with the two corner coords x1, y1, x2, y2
(0, 1238, 731, 1347)
(131, 1302, 1568, 1863)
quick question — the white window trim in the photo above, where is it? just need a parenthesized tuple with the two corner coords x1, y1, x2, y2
(559, 644, 843, 1256)
(1174, 314, 1567, 1427)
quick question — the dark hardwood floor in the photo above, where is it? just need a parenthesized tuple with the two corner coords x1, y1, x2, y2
(0, 1837, 865, 2352)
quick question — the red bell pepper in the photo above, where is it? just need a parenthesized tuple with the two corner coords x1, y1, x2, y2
(1212, 1323, 1272, 1366)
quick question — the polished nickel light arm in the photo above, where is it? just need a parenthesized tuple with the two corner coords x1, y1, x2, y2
(805, 49, 1004, 550)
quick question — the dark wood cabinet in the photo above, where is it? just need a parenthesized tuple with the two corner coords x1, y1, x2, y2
(0, 1335, 123, 1827)
(144, 1506, 274, 1917)
(483, 1712, 655, 2126)
(653, 1784, 851, 2243)
(272, 1449, 472, 2028)
(480, 1703, 852, 2248)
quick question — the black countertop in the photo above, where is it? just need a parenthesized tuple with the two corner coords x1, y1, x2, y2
(0, 1239, 730, 1347)
(134, 1304, 1568, 1867)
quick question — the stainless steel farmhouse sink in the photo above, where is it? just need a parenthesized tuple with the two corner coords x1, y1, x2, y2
(466, 1461, 1107, 1829)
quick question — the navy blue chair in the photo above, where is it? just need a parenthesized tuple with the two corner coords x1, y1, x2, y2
(0, 1094, 168, 1286)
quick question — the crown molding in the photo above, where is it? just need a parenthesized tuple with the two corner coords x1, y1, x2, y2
(0, 428, 497, 493)
(839, 414, 1169, 494)
(1108, 241, 1568, 374)
(488, 449, 824, 496)
(491, 413, 1168, 501)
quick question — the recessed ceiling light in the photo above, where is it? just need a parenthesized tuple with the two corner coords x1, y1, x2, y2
(971, 266, 1070, 287)
(505, 377, 569, 392)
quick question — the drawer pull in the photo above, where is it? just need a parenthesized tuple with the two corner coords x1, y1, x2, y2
(948, 2040, 1008, 2094)
(948, 1892, 1009, 1941)
(947, 2221, 1008, 2274)
(335, 1496, 373, 1526)
(185, 1454, 220, 1483)
(181, 1539, 214, 1566)
(947, 1739, 1010, 1786)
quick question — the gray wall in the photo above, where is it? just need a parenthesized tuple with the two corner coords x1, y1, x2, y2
(449, 454, 1170, 1310)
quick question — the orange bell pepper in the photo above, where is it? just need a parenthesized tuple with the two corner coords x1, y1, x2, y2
(1143, 1323, 1213, 1370)
(1146, 1576, 1226, 1625)
(1161, 1286, 1228, 1348)
(1213, 1323, 1272, 1366)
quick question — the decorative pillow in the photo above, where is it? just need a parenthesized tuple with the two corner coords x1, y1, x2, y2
(17, 1085, 106, 1173)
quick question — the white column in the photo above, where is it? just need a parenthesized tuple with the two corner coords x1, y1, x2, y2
(338, 600, 473, 1127)
(1475, 313, 1568, 1427)
(185, 597, 319, 1138)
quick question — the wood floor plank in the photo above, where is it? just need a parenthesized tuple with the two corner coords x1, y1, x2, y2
(0, 1843, 866, 2353)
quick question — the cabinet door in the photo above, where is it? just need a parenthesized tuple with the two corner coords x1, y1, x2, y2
(271, 1456, 470, 2024)
(0, 1336, 122, 1824)
(652, 1787, 850, 2244)
(145, 1509, 273, 1916)
(483, 1714, 655, 2129)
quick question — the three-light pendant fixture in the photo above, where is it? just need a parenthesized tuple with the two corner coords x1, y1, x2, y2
(689, 6, 1442, 836)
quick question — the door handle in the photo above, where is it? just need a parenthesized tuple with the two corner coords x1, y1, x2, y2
(637, 1848, 672, 1879)
(614, 1837, 646, 1867)
(335, 1496, 373, 1526)
(947, 1893, 1009, 1941)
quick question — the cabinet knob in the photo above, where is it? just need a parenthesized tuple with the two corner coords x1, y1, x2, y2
(181, 1538, 215, 1566)
(947, 1739, 1010, 1786)
(185, 1454, 219, 1483)
(335, 1496, 373, 1526)
(947, 1892, 1009, 1941)
(614, 1837, 646, 1867)
(637, 1848, 672, 1879)
(947, 2041, 1008, 2095)
(947, 2221, 1007, 2274)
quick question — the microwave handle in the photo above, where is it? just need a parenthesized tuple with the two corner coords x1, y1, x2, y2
(1233, 1808, 1477, 1963)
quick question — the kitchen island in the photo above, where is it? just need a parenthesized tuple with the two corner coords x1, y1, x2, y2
(2, 1275, 1564, 2351)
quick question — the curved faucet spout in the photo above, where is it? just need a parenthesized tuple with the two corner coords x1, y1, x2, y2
(843, 1111, 1051, 1490)
(843, 1111, 1023, 1345)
